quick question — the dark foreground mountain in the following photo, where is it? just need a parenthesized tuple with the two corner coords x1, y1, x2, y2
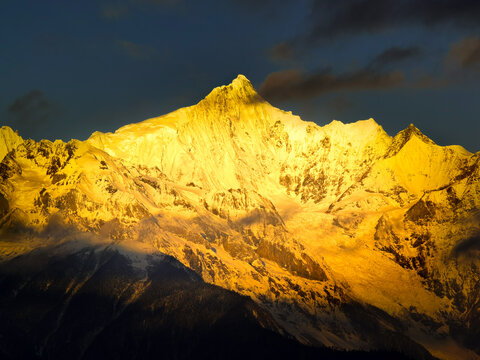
(0, 241, 418, 360)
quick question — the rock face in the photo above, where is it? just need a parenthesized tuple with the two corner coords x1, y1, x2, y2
(0, 126, 23, 162)
(1, 75, 479, 360)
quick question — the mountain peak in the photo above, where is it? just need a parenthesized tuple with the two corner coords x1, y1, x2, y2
(231, 74, 252, 89)
(401, 123, 435, 144)
(201, 75, 264, 106)
(385, 123, 436, 157)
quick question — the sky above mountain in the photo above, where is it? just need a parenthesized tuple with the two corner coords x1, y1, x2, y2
(1, 0, 479, 151)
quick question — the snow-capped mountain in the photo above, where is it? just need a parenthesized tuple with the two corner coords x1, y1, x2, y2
(0, 75, 479, 360)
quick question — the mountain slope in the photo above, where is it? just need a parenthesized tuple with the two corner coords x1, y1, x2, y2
(0, 126, 23, 162)
(0, 75, 479, 359)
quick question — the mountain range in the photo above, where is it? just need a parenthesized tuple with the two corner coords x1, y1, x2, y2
(0, 75, 479, 359)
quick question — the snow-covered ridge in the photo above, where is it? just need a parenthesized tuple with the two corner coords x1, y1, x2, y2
(1, 75, 479, 360)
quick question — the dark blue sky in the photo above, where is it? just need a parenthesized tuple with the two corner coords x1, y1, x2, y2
(2, 0, 479, 151)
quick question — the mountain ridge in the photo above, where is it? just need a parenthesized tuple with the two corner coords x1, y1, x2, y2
(0, 75, 479, 360)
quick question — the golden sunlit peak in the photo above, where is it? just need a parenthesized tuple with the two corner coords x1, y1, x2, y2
(390, 122, 436, 149)
(403, 123, 428, 137)
(222, 74, 256, 95)
(0, 125, 20, 136)
(201, 74, 264, 106)
(231, 74, 252, 88)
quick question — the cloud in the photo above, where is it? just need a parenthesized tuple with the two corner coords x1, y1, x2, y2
(259, 67, 404, 102)
(367, 46, 420, 69)
(307, 0, 480, 40)
(269, 42, 294, 62)
(269, 1, 480, 64)
(118, 40, 156, 59)
(7, 90, 61, 136)
(445, 36, 480, 70)
(260, 44, 429, 102)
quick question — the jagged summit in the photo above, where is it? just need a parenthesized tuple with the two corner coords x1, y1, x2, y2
(404, 123, 433, 140)
(88, 75, 266, 141)
(200, 74, 265, 107)
(396, 123, 435, 146)
(231, 74, 253, 90)
(382, 123, 441, 158)
(324, 117, 383, 131)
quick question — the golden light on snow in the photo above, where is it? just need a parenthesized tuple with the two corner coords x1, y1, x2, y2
(1, 75, 479, 360)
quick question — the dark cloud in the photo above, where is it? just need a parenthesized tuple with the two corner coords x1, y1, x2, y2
(367, 46, 420, 69)
(269, 42, 294, 62)
(260, 44, 430, 102)
(117, 40, 156, 59)
(259, 67, 404, 102)
(7, 90, 61, 136)
(445, 36, 480, 70)
(270, 0, 480, 63)
(308, 0, 480, 40)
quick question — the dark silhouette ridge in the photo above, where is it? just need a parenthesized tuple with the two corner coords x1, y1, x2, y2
(0, 242, 422, 360)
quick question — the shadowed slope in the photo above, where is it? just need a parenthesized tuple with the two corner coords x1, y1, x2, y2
(0, 242, 417, 360)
